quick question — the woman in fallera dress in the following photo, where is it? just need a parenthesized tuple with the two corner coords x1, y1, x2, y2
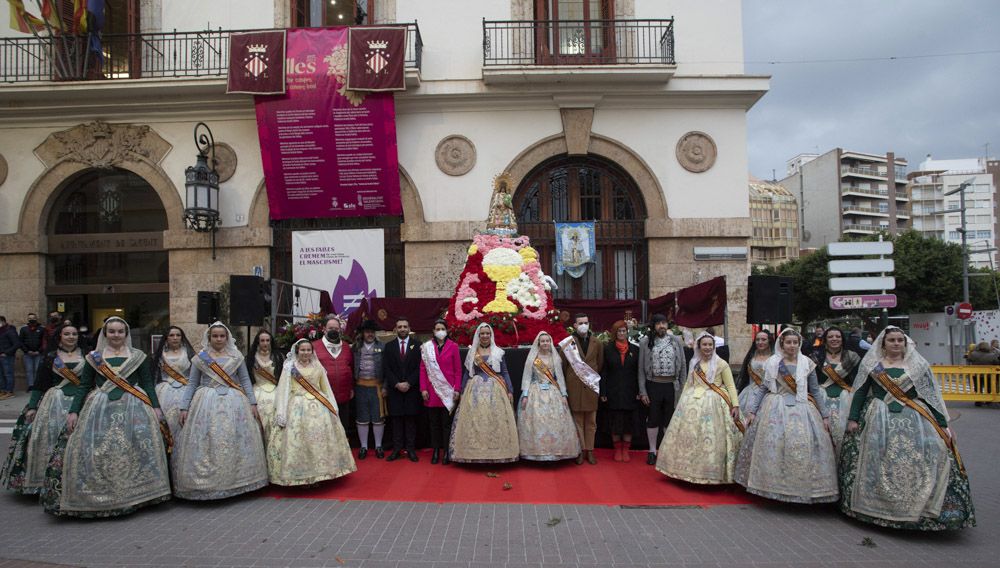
(814, 326, 860, 454)
(1, 324, 85, 495)
(152, 326, 195, 442)
(517, 331, 580, 461)
(735, 328, 838, 504)
(247, 330, 284, 443)
(267, 339, 356, 486)
(839, 327, 975, 530)
(657, 332, 743, 484)
(449, 323, 519, 464)
(41, 317, 172, 517)
(172, 322, 268, 500)
(736, 329, 773, 420)
(420, 319, 462, 465)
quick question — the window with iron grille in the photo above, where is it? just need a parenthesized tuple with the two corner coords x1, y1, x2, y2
(515, 155, 647, 300)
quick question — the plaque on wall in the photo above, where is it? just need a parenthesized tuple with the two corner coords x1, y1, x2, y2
(435, 135, 476, 176)
(676, 131, 717, 173)
(213, 142, 238, 182)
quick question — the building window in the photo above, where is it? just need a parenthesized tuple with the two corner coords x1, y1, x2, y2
(515, 155, 647, 300)
(290, 0, 373, 27)
(534, 0, 614, 64)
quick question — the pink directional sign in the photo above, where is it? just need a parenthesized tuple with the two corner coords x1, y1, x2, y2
(830, 294, 897, 310)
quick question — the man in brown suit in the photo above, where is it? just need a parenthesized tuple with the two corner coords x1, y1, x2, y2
(562, 313, 604, 465)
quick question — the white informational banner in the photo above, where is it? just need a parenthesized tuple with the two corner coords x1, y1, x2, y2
(292, 229, 385, 318)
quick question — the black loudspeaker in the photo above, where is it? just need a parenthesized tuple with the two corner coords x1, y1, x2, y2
(196, 291, 220, 324)
(230, 275, 268, 326)
(746, 275, 794, 324)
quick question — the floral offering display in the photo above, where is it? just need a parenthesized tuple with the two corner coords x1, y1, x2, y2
(274, 313, 328, 350)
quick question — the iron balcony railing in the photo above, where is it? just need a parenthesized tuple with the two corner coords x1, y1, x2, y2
(1, 23, 422, 83)
(483, 19, 674, 66)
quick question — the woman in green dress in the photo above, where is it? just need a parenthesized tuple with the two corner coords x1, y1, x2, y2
(1, 324, 86, 494)
(41, 317, 171, 517)
(840, 326, 975, 530)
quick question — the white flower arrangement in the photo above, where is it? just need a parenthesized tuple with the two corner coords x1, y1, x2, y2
(482, 247, 524, 267)
(506, 272, 542, 308)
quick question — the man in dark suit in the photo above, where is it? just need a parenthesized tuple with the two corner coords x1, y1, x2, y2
(383, 317, 423, 462)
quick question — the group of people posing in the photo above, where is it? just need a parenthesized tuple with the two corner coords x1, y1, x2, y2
(0, 313, 977, 531)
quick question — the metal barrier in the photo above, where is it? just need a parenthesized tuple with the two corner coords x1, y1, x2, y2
(934, 365, 1000, 402)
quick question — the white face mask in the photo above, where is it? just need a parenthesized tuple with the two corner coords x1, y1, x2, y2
(434, 330, 447, 341)
(576, 323, 589, 335)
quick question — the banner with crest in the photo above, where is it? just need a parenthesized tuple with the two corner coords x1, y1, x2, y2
(346, 26, 407, 91)
(227, 31, 286, 95)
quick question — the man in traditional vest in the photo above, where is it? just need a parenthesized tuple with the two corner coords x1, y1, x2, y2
(313, 315, 355, 440)
(352, 319, 385, 459)
(638, 313, 687, 465)
(561, 313, 604, 465)
(382, 317, 422, 462)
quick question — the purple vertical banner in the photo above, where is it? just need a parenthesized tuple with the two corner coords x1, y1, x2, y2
(254, 28, 402, 220)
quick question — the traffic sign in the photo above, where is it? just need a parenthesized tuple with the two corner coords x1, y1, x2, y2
(957, 302, 973, 320)
(830, 294, 897, 310)
(829, 276, 896, 292)
(828, 259, 895, 274)
(828, 241, 894, 256)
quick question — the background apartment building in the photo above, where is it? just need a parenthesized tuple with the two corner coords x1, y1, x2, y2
(749, 176, 799, 268)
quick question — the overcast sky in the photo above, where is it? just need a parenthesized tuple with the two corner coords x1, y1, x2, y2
(742, 1, 1000, 181)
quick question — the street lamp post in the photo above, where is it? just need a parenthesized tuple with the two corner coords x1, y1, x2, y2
(183, 122, 221, 260)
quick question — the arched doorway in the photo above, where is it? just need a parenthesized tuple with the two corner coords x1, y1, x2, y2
(514, 155, 648, 299)
(46, 167, 169, 349)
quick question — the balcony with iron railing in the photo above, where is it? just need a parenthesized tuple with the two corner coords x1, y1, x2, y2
(842, 223, 881, 234)
(482, 18, 675, 83)
(0, 24, 422, 84)
(841, 185, 889, 198)
(842, 205, 889, 217)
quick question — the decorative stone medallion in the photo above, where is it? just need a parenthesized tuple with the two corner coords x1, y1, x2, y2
(213, 142, 238, 182)
(435, 135, 476, 176)
(676, 131, 717, 173)
(0, 153, 7, 186)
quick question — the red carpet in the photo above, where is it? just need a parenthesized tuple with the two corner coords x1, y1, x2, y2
(262, 448, 757, 507)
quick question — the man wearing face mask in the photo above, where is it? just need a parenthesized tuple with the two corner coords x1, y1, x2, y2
(352, 319, 386, 459)
(19, 312, 46, 390)
(382, 317, 422, 462)
(313, 315, 355, 437)
(41, 311, 62, 352)
(560, 313, 604, 465)
(638, 313, 687, 465)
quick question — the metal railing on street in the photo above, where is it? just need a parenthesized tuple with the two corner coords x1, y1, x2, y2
(483, 19, 674, 66)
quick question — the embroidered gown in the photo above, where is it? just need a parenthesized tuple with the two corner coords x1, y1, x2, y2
(658, 359, 743, 484)
(252, 356, 280, 443)
(41, 354, 172, 517)
(517, 358, 580, 461)
(449, 357, 519, 463)
(816, 350, 860, 455)
(738, 359, 766, 421)
(735, 363, 839, 503)
(267, 364, 356, 486)
(155, 351, 190, 442)
(1, 354, 85, 494)
(172, 352, 268, 500)
(839, 367, 975, 530)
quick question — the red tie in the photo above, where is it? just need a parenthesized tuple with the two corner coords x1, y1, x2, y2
(400, 340, 406, 358)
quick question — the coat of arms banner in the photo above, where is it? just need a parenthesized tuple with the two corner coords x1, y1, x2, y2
(554, 221, 596, 279)
(227, 31, 286, 94)
(346, 26, 407, 92)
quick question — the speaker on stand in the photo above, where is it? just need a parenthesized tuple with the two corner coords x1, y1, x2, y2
(746, 275, 794, 324)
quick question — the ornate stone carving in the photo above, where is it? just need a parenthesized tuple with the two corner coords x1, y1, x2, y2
(35, 121, 172, 169)
(0, 153, 7, 186)
(676, 131, 717, 173)
(212, 142, 238, 182)
(435, 135, 476, 176)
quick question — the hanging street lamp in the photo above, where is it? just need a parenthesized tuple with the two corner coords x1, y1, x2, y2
(183, 122, 221, 259)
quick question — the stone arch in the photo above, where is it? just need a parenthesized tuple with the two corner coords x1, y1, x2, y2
(502, 132, 668, 221)
(248, 178, 270, 229)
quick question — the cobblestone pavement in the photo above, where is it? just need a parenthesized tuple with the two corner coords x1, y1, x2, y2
(0, 401, 996, 568)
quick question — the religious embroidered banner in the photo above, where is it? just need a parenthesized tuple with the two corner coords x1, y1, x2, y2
(254, 28, 401, 219)
(346, 26, 407, 92)
(227, 30, 286, 95)
(554, 221, 596, 278)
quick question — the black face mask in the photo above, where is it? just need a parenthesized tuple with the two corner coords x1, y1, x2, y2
(325, 330, 341, 342)
(49, 317, 60, 323)
(28, 319, 37, 325)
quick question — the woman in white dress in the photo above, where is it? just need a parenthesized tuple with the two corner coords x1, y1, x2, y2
(839, 326, 975, 530)
(735, 329, 838, 504)
(173, 322, 268, 500)
(736, 329, 773, 420)
(247, 330, 284, 443)
(152, 326, 195, 443)
(268, 339, 356, 486)
(517, 331, 580, 461)
(657, 332, 743, 484)
(814, 326, 860, 455)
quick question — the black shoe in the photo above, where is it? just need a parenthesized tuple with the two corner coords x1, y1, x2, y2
(431, 449, 440, 464)
(442, 452, 450, 465)
(375, 447, 385, 459)
(386, 449, 401, 461)
(358, 447, 368, 460)
(646, 452, 656, 465)
(408, 450, 419, 462)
